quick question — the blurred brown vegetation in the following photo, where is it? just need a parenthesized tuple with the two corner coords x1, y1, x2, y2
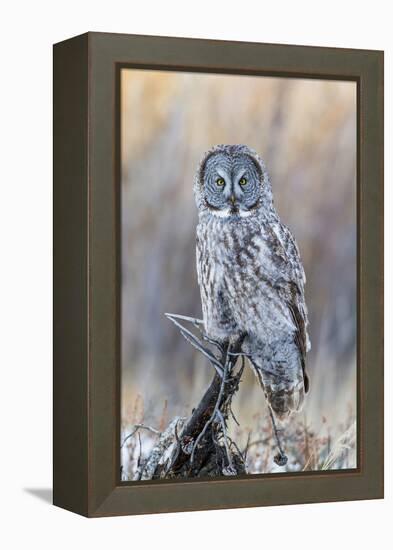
(120, 69, 357, 478)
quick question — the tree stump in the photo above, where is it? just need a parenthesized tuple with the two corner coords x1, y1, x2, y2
(152, 336, 246, 479)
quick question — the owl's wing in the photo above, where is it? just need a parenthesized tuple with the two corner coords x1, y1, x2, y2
(268, 222, 310, 391)
(195, 233, 202, 287)
(196, 230, 211, 337)
(195, 231, 206, 306)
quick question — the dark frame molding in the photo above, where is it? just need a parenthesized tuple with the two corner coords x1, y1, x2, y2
(53, 32, 384, 517)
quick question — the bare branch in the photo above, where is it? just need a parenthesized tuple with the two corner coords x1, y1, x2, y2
(164, 312, 204, 325)
(166, 311, 224, 362)
(141, 417, 186, 480)
(179, 328, 224, 377)
(216, 409, 235, 474)
(165, 313, 224, 376)
(268, 407, 288, 466)
(121, 424, 161, 449)
(190, 347, 230, 465)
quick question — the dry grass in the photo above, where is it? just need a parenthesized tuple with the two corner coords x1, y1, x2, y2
(121, 392, 356, 481)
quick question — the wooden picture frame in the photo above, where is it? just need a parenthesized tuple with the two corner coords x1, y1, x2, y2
(53, 32, 384, 517)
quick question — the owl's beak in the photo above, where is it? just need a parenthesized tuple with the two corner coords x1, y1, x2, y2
(229, 195, 236, 205)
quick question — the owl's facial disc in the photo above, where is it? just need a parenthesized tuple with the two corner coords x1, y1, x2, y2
(202, 152, 262, 217)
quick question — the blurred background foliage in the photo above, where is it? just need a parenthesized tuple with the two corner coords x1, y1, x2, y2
(121, 70, 357, 476)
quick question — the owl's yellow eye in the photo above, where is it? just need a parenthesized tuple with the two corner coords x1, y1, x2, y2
(216, 178, 225, 187)
(239, 177, 247, 186)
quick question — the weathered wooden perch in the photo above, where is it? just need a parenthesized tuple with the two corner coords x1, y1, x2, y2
(153, 328, 246, 478)
(121, 313, 287, 480)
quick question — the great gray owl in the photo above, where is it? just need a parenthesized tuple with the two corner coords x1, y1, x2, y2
(194, 144, 310, 419)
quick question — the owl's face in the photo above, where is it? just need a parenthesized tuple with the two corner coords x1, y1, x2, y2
(196, 145, 270, 218)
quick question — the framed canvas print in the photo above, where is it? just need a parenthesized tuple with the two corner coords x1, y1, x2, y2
(53, 32, 384, 517)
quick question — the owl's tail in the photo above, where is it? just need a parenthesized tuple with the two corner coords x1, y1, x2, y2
(250, 355, 308, 421)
